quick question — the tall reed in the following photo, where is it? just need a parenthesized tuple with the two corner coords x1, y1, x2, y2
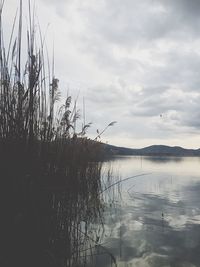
(0, 2, 109, 267)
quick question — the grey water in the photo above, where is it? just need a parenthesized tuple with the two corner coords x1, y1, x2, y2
(94, 156, 200, 267)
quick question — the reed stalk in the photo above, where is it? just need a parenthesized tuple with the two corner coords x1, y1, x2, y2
(0, 2, 110, 267)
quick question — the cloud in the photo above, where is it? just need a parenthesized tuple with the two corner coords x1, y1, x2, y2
(3, 0, 200, 147)
(76, 0, 200, 53)
(40, 0, 71, 17)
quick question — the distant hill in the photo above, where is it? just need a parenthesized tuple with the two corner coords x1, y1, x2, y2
(104, 144, 200, 156)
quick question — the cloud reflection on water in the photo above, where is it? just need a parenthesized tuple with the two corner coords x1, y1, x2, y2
(96, 156, 200, 267)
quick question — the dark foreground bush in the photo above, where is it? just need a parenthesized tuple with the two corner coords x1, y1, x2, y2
(0, 138, 104, 267)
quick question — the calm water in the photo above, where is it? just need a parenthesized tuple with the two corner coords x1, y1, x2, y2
(92, 156, 200, 267)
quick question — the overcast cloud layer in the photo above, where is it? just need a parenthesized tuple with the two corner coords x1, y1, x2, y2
(4, 0, 200, 148)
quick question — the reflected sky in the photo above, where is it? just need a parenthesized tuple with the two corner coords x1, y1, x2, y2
(95, 156, 200, 267)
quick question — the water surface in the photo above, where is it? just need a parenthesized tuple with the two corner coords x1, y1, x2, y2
(93, 156, 200, 267)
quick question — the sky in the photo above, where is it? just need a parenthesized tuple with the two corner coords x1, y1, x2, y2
(3, 0, 200, 148)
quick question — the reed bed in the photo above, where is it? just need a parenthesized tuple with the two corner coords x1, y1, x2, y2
(0, 1, 110, 267)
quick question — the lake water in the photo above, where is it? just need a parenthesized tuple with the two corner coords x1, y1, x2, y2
(91, 156, 200, 267)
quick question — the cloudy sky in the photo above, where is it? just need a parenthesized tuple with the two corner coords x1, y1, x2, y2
(4, 0, 200, 148)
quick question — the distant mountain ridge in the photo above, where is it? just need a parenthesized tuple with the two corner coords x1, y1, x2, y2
(104, 144, 200, 156)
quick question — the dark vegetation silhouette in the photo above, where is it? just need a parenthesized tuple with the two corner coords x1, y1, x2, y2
(0, 1, 116, 266)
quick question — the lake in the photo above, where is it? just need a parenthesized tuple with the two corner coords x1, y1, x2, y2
(89, 156, 200, 267)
